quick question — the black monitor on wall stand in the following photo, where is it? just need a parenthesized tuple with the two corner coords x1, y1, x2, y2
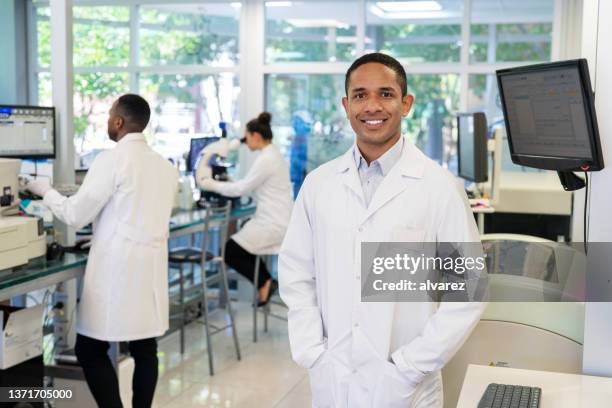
(496, 59, 604, 191)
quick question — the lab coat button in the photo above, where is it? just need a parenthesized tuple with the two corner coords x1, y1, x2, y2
(358, 227, 363, 232)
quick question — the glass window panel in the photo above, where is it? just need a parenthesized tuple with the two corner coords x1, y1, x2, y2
(73, 6, 130, 67)
(140, 73, 240, 161)
(406, 74, 460, 165)
(470, 0, 553, 63)
(265, 74, 353, 196)
(365, 1, 462, 62)
(265, 1, 357, 63)
(468, 74, 541, 172)
(37, 72, 52, 107)
(467, 74, 503, 126)
(35, 6, 51, 68)
(73, 72, 129, 154)
(140, 3, 240, 66)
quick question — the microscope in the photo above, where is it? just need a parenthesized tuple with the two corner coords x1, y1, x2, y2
(0, 159, 46, 270)
(194, 124, 242, 208)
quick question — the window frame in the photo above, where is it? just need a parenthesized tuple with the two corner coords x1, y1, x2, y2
(27, 0, 564, 159)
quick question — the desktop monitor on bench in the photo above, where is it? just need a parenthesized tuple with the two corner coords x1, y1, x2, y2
(0, 105, 55, 159)
(457, 112, 488, 183)
(186, 136, 220, 173)
(496, 59, 604, 190)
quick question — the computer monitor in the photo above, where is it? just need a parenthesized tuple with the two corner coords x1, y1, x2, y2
(0, 105, 55, 159)
(496, 59, 604, 172)
(457, 112, 488, 183)
(186, 136, 220, 172)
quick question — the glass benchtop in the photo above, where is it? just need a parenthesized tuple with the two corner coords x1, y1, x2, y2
(0, 253, 88, 292)
(9, 204, 255, 292)
(170, 203, 256, 233)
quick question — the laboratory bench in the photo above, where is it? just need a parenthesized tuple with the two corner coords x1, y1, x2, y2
(457, 364, 612, 407)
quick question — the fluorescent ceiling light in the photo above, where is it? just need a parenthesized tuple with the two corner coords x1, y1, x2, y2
(286, 18, 349, 29)
(230, 2, 242, 8)
(375, 1, 442, 12)
(266, 1, 293, 7)
(370, 4, 451, 19)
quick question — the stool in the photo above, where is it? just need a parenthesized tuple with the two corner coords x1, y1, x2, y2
(252, 247, 287, 342)
(169, 202, 241, 375)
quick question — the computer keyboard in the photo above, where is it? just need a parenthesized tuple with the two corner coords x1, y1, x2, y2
(54, 184, 80, 196)
(478, 383, 541, 408)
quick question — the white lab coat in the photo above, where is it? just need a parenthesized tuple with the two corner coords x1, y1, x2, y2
(43, 133, 178, 341)
(204, 144, 293, 254)
(279, 136, 486, 407)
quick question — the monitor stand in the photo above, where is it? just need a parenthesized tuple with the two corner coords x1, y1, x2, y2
(557, 171, 586, 191)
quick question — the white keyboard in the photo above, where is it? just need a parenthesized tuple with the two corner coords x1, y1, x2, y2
(54, 184, 80, 196)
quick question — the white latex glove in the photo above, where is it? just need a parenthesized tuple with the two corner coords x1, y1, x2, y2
(26, 179, 52, 198)
(199, 178, 218, 192)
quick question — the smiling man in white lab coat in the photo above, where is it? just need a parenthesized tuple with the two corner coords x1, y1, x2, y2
(26, 94, 178, 408)
(279, 53, 486, 407)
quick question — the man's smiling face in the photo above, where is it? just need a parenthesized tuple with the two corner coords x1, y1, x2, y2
(342, 62, 413, 148)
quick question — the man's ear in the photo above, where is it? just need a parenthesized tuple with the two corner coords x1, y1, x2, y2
(402, 94, 414, 117)
(342, 96, 349, 117)
(116, 116, 125, 129)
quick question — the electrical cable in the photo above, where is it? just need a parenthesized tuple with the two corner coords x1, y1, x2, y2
(584, 171, 589, 254)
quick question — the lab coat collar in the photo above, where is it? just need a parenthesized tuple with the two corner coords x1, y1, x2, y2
(118, 133, 146, 144)
(335, 135, 426, 224)
(335, 135, 425, 179)
(353, 136, 403, 176)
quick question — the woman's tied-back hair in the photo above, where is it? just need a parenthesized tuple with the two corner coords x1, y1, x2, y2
(246, 112, 273, 140)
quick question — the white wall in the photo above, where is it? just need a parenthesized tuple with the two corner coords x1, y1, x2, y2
(581, 0, 612, 377)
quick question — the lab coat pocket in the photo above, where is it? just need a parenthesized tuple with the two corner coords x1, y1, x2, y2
(373, 360, 416, 408)
(408, 372, 443, 408)
(353, 329, 415, 407)
(308, 352, 335, 408)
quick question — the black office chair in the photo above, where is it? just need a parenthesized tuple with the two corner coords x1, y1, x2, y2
(168, 201, 241, 375)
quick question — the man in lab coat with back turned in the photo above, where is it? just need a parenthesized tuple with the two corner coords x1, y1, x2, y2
(26, 94, 178, 408)
(279, 53, 486, 407)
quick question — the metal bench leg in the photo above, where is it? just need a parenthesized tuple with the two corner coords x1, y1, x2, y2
(263, 255, 269, 333)
(264, 303, 269, 333)
(253, 255, 260, 343)
(202, 276, 214, 376)
(221, 262, 241, 361)
(179, 264, 185, 355)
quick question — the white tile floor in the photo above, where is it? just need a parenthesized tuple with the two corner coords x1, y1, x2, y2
(153, 301, 312, 407)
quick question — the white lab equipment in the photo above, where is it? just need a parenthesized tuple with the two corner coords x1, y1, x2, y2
(194, 138, 241, 184)
(0, 158, 46, 270)
(174, 173, 194, 211)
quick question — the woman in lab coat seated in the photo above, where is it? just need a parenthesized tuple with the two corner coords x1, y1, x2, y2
(199, 112, 293, 305)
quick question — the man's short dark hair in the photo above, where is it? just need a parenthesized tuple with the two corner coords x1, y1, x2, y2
(116, 94, 151, 131)
(345, 52, 408, 97)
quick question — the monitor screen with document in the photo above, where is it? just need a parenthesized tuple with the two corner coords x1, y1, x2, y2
(0, 105, 55, 159)
(496, 59, 603, 171)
